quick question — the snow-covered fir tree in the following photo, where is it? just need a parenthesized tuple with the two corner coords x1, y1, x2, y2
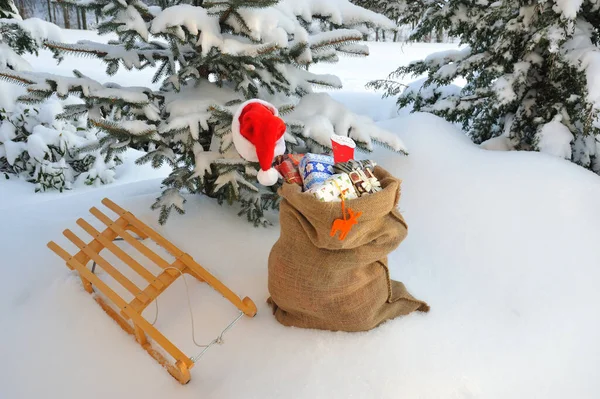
(0, 16, 116, 191)
(351, 0, 398, 40)
(0, 14, 63, 71)
(354, 0, 409, 25)
(370, 0, 600, 172)
(0, 97, 120, 191)
(351, 0, 428, 41)
(0, 0, 19, 19)
(1, 0, 404, 225)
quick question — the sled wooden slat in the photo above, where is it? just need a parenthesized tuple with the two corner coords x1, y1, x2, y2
(47, 241, 72, 263)
(129, 268, 181, 314)
(63, 229, 150, 302)
(179, 254, 252, 313)
(75, 218, 164, 290)
(90, 207, 174, 271)
(102, 198, 183, 258)
(65, 254, 192, 369)
(47, 197, 257, 385)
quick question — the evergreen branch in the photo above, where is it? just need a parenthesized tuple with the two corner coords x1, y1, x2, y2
(56, 104, 89, 120)
(90, 119, 157, 137)
(0, 70, 35, 86)
(371, 138, 408, 155)
(230, 10, 251, 33)
(220, 6, 234, 24)
(45, 41, 108, 57)
(309, 30, 364, 51)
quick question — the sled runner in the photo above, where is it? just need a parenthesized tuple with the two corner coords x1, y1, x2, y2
(47, 198, 257, 384)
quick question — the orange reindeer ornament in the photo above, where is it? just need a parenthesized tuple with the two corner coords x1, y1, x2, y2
(330, 207, 362, 240)
(329, 180, 362, 240)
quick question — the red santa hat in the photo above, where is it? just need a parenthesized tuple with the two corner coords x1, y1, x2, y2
(232, 99, 287, 186)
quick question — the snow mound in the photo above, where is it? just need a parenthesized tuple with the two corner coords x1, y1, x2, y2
(536, 119, 574, 159)
(1, 112, 600, 398)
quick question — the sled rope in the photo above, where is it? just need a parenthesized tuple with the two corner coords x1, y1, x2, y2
(92, 256, 244, 359)
(148, 266, 245, 362)
(92, 256, 246, 358)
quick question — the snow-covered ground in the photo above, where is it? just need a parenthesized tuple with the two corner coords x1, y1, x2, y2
(2, 30, 600, 399)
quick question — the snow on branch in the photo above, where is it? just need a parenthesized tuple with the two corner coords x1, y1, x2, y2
(309, 29, 363, 50)
(54, 0, 110, 9)
(92, 118, 157, 137)
(0, 18, 64, 71)
(286, 93, 408, 154)
(46, 40, 174, 70)
(0, 44, 32, 71)
(281, 0, 396, 29)
(150, 4, 222, 52)
(562, 20, 600, 109)
(337, 43, 369, 57)
(0, 17, 63, 47)
(0, 69, 36, 85)
(0, 69, 153, 106)
(150, 5, 282, 58)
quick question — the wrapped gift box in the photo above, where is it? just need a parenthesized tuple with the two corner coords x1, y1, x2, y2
(275, 154, 303, 185)
(362, 167, 382, 193)
(299, 153, 335, 191)
(309, 173, 359, 202)
(348, 169, 380, 196)
(334, 159, 382, 196)
(333, 159, 377, 175)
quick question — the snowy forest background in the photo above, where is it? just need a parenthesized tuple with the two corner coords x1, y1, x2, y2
(11, 0, 450, 42)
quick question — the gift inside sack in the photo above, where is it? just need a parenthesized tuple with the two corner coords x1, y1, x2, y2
(272, 134, 383, 203)
(274, 154, 304, 185)
(308, 173, 359, 202)
(299, 153, 336, 190)
(304, 157, 383, 203)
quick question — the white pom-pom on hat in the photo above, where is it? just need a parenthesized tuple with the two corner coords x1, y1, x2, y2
(257, 168, 280, 186)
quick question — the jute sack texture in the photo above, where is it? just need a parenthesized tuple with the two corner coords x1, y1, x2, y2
(267, 166, 429, 332)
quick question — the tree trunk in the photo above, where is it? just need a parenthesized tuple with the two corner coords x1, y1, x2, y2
(76, 5, 81, 29)
(382, 30, 386, 42)
(394, 31, 398, 42)
(62, 4, 70, 29)
(436, 29, 444, 43)
(15, 0, 26, 18)
(81, 9, 87, 30)
(375, 29, 379, 42)
(46, 0, 52, 22)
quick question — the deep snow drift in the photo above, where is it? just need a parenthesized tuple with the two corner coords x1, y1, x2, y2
(2, 111, 600, 399)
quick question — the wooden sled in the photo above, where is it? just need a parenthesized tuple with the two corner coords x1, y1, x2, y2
(47, 198, 257, 384)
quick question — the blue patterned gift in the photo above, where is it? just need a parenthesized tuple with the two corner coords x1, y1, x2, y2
(299, 153, 335, 191)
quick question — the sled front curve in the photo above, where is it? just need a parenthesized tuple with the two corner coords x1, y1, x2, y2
(47, 197, 257, 385)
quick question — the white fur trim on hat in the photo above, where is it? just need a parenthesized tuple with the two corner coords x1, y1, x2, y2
(231, 99, 286, 163)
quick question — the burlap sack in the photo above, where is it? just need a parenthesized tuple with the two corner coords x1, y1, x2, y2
(268, 166, 429, 332)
